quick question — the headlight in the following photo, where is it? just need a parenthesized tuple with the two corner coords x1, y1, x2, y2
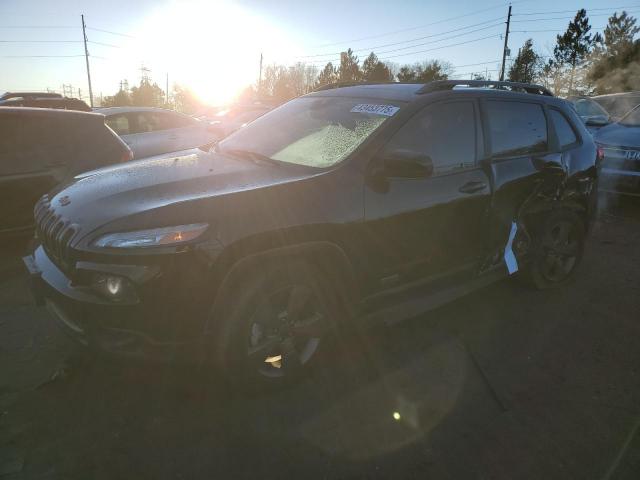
(93, 223, 208, 249)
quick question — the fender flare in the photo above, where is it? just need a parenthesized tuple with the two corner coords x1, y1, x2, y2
(205, 240, 359, 334)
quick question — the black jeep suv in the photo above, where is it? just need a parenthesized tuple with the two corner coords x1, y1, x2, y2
(24, 80, 599, 387)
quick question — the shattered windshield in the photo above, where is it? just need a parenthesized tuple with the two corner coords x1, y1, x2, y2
(217, 96, 403, 168)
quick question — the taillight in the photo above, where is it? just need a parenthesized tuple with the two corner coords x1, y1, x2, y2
(596, 146, 605, 165)
(121, 146, 134, 163)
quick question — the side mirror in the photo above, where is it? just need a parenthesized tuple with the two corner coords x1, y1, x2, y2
(379, 150, 433, 178)
(584, 115, 609, 127)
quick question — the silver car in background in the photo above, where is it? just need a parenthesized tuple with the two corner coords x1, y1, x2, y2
(95, 106, 220, 159)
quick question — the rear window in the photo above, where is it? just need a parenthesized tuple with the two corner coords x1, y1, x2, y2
(550, 109, 578, 149)
(106, 114, 131, 135)
(486, 101, 548, 158)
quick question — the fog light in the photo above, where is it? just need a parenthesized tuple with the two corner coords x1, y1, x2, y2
(106, 276, 123, 296)
(92, 274, 136, 302)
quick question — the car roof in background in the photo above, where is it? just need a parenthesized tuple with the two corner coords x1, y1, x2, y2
(0, 91, 63, 100)
(593, 91, 640, 99)
(0, 106, 104, 121)
(94, 106, 190, 115)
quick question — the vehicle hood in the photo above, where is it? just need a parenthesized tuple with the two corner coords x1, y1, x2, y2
(46, 150, 318, 241)
(594, 122, 640, 148)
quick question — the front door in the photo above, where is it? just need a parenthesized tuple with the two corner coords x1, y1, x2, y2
(363, 99, 491, 293)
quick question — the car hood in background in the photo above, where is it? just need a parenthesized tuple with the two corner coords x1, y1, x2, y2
(594, 122, 640, 148)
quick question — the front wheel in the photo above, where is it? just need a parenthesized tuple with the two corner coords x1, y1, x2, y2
(524, 210, 586, 289)
(212, 260, 339, 390)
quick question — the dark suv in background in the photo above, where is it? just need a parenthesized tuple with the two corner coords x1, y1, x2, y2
(1, 107, 132, 238)
(24, 80, 599, 389)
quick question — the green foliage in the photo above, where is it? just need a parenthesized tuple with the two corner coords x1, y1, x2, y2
(508, 39, 540, 84)
(130, 79, 165, 107)
(604, 11, 640, 56)
(316, 62, 338, 88)
(172, 84, 201, 114)
(101, 88, 131, 107)
(338, 48, 361, 82)
(589, 11, 640, 93)
(396, 60, 451, 83)
(362, 52, 394, 82)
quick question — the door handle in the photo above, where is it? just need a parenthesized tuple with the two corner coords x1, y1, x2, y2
(458, 181, 487, 194)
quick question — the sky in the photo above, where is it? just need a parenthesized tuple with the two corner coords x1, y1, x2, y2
(0, 0, 634, 105)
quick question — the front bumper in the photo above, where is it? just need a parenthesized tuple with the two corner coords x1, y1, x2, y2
(599, 147, 640, 196)
(23, 246, 209, 362)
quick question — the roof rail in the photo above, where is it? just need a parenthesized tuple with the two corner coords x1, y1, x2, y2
(417, 80, 553, 97)
(312, 81, 395, 92)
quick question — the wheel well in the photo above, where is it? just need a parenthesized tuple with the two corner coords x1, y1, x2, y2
(206, 241, 359, 334)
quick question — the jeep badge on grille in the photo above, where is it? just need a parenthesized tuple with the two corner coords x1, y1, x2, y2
(58, 196, 71, 206)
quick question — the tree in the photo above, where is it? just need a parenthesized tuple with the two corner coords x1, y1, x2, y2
(316, 62, 338, 87)
(397, 65, 418, 82)
(338, 48, 361, 82)
(172, 84, 201, 114)
(604, 11, 639, 57)
(589, 11, 640, 93)
(101, 84, 131, 107)
(130, 79, 165, 107)
(396, 60, 451, 83)
(418, 60, 452, 82)
(553, 9, 601, 94)
(361, 52, 394, 82)
(508, 39, 541, 84)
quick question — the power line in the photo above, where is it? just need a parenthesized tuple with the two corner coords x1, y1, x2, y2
(0, 39, 81, 43)
(299, 22, 504, 61)
(511, 27, 606, 33)
(297, 17, 504, 58)
(88, 40, 121, 48)
(511, 10, 640, 22)
(0, 25, 77, 29)
(379, 33, 502, 61)
(1, 54, 85, 58)
(310, 1, 520, 48)
(86, 26, 136, 38)
(513, 5, 640, 15)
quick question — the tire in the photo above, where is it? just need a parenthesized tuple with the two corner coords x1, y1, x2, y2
(211, 259, 342, 390)
(523, 209, 586, 289)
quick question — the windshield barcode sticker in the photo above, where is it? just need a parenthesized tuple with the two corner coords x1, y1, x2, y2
(350, 104, 400, 116)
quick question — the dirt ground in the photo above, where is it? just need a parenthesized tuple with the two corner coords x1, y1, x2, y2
(1, 196, 639, 480)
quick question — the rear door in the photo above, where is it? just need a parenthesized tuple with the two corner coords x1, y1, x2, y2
(481, 98, 562, 262)
(363, 99, 491, 291)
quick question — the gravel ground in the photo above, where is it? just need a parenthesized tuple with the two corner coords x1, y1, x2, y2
(0, 196, 639, 480)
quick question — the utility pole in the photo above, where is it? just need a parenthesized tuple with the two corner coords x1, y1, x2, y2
(499, 5, 512, 82)
(81, 14, 94, 107)
(258, 53, 263, 96)
(166, 72, 169, 106)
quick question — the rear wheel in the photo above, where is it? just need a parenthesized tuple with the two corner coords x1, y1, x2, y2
(524, 210, 586, 289)
(213, 260, 339, 389)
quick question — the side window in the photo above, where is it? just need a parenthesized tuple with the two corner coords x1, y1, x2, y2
(163, 112, 195, 129)
(486, 101, 548, 158)
(550, 109, 578, 149)
(134, 113, 159, 133)
(384, 101, 476, 176)
(105, 114, 131, 135)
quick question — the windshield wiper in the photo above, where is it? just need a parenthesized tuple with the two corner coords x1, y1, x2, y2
(218, 148, 277, 166)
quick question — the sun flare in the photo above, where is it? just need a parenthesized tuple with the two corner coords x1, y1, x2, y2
(131, 0, 295, 105)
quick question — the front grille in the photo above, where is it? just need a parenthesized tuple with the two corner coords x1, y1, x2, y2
(34, 196, 77, 270)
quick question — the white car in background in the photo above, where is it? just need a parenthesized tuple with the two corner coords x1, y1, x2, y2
(95, 106, 220, 159)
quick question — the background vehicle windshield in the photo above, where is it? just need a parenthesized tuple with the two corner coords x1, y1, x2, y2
(217, 96, 403, 168)
(620, 105, 640, 126)
(572, 98, 609, 117)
